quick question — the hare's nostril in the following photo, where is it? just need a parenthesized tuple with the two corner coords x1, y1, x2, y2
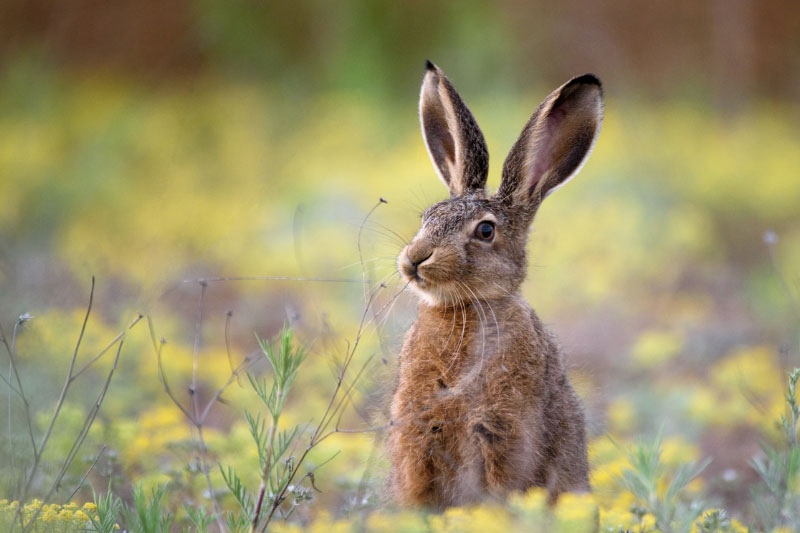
(400, 255, 419, 279)
(410, 250, 433, 267)
(401, 242, 434, 281)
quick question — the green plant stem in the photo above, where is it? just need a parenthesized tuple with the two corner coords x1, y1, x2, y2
(251, 397, 282, 531)
(259, 283, 400, 531)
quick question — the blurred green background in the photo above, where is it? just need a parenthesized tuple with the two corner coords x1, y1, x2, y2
(1, 0, 799, 527)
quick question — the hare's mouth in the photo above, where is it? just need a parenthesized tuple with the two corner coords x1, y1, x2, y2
(402, 270, 434, 292)
(406, 273, 431, 291)
(408, 280, 466, 308)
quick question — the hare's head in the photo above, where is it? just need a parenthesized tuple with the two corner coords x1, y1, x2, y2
(398, 61, 603, 306)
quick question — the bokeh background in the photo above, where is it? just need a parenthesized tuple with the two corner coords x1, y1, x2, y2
(1, 0, 799, 529)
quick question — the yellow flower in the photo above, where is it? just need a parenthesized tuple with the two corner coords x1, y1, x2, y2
(270, 522, 303, 533)
(554, 492, 597, 532)
(661, 435, 699, 467)
(712, 346, 782, 397)
(608, 397, 637, 434)
(631, 329, 684, 368)
(83, 502, 97, 511)
(590, 457, 630, 508)
(509, 487, 548, 514)
(685, 476, 704, 494)
(306, 510, 352, 533)
(609, 491, 635, 513)
(58, 509, 74, 520)
(632, 513, 657, 533)
(600, 506, 637, 530)
(684, 385, 719, 425)
(74, 510, 90, 522)
(588, 437, 625, 466)
(366, 511, 427, 532)
(693, 510, 748, 533)
(729, 518, 748, 533)
(429, 504, 514, 533)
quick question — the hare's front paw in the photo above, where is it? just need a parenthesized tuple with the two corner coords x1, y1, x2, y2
(470, 416, 518, 490)
(473, 422, 502, 445)
(471, 415, 509, 446)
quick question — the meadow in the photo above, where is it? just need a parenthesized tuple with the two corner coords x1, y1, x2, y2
(1, 63, 799, 531)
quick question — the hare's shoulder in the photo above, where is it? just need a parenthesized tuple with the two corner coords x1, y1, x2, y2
(498, 296, 554, 351)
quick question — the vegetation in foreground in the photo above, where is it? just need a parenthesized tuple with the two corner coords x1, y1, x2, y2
(2, 289, 800, 531)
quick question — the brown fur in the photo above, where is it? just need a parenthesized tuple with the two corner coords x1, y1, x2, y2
(387, 62, 603, 508)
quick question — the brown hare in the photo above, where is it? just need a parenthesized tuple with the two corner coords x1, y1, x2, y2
(388, 61, 603, 508)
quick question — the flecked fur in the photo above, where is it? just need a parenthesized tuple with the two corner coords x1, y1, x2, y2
(387, 62, 604, 508)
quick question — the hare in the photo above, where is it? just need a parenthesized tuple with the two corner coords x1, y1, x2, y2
(387, 61, 603, 508)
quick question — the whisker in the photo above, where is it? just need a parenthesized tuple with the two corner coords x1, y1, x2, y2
(471, 284, 502, 359)
(363, 220, 412, 246)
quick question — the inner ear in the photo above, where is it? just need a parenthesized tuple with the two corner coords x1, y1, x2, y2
(527, 107, 568, 197)
(419, 62, 489, 197)
(497, 73, 603, 208)
(526, 102, 588, 198)
(421, 102, 457, 182)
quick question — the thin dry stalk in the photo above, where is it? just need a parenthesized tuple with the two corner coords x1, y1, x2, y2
(7, 278, 141, 530)
(64, 445, 106, 504)
(23, 340, 126, 531)
(191, 281, 208, 420)
(182, 276, 368, 284)
(358, 198, 389, 305)
(3, 276, 142, 531)
(186, 281, 227, 533)
(258, 280, 409, 530)
(148, 301, 264, 533)
(0, 320, 38, 471)
(254, 201, 409, 530)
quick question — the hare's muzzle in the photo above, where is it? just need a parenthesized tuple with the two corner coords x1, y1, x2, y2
(399, 240, 434, 282)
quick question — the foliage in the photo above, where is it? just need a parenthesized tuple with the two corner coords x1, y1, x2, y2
(88, 487, 124, 533)
(749, 369, 800, 530)
(4, 309, 800, 532)
(617, 434, 708, 532)
(219, 326, 311, 530)
(120, 484, 173, 533)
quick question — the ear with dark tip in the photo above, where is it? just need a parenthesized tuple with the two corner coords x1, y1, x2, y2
(497, 73, 603, 209)
(419, 61, 489, 197)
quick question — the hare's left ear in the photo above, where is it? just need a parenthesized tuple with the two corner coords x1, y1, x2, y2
(497, 74, 603, 209)
(419, 61, 489, 197)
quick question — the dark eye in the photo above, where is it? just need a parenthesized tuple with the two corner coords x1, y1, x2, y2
(474, 221, 495, 241)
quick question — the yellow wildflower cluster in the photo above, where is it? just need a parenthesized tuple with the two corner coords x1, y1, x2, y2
(0, 499, 113, 532)
(685, 345, 787, 436)
(268, 486, 755, 532)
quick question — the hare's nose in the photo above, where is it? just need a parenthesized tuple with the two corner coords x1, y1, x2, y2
(409, 250, 433, 267)
(406, 241, 434, 267)
(401, 241, 434, 279)
(401, 253, 431, 280)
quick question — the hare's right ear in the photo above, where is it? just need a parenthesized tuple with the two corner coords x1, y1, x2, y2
(419, 61, 489, 197)
(497, 74, 603, 212)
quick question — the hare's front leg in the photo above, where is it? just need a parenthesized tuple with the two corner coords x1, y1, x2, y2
(388, 425, 435, 505)
(388, 400, 456, 507)
(470, 413, 524, 493)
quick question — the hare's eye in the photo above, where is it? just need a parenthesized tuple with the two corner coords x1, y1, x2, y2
(474, 221, 495, 241)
